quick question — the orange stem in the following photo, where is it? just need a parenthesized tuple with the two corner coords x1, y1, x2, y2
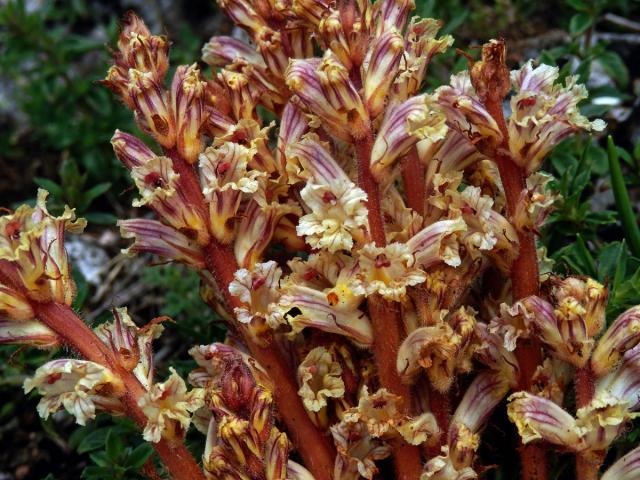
(575, 366, 600, 480)
(163, 149, 336, 479)
(203, 242, 336, 480)
(482, 75, 548, 480)
(33, 302, 206, 480)
(355, 133, 424, 480)
(402, 147, 426, 217)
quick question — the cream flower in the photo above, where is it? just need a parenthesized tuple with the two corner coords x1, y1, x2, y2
(297, 179, 369, 253)
(331, 419, 392, 480)
(138, 368, 204, 442)
(508, 60, 606, 174)
(24, 359, 124, 426)
(355, 242, 426, 301)
(229, 260, 285, 330)
(297, 346, 345, 413)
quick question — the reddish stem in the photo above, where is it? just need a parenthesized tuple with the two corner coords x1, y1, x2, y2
(203, 240, 336, 480)
(483, 81, 547, 480)
(402, 147, 426, 217)
(163, 149, 336, 479)
(575, 366, 600, 480)
(33, 302, 206, 480)
(355, 134, 424, 480)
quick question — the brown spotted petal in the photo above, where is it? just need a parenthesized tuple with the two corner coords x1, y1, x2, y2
(127, 69, 176, 148)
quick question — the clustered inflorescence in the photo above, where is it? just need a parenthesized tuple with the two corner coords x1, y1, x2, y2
(2, 1, 639, 480)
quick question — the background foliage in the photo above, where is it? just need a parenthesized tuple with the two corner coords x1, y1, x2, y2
(0, 0, 639, 478)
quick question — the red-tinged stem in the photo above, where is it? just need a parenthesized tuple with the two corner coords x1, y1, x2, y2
(165, 146, 336, 479)
(402, 147, 452, 440)
(575, 366, 600, 480)
(482, 82, 547, 480)
(402, 147, 426, 217)
(33, 302, 206, 480)
(355, 133, 424, 480)
(203, 241, 336, 480)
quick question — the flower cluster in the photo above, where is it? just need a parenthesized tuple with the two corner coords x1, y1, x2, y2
(9, 2, 640, 480)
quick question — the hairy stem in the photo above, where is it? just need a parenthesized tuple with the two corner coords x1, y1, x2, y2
(163, 150, 336, 478)
(575, 366, 600, 480)
(402, 147, 426, 217)
(203, 242, 336, 480)
(482, 77, 548, 480)
(33, 302, 206, 480)
(355, 133, 424, 480)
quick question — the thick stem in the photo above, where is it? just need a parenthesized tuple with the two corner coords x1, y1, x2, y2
(355, 134, 424, 480)
(203, 243, 336, 480)
(402, 147, 426, 217)
(164, 148, 337, 479)
(33, 302, 206, 480)
(575, 365, 599, 480)
(483, 86, 547, 480)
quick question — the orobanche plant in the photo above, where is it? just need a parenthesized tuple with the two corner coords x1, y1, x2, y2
(3, 1, 639, 479)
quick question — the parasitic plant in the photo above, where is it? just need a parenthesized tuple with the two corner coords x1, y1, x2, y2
(4, 1, 640, 480)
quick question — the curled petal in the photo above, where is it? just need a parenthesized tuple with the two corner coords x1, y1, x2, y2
(279, 285, 373, 346)
(118, 218, 205, 268)
(406, 218, 467, 268)
(286, 53, 369, 142)
(507, 391, 583, 449)
(229, 261, 284, 329)
(127, 69, 176, 148)
(576, 394, 635, 451)
(297, 346, 345, 413)
(397, 323, 458, 390)
(371, 94, 448, 179)
(24, 359, 124, 426)
(277, 102, 310, 173)
(591, 305, 640, 377)
(171, 64, 207, 163)
(474, 323, 519, 386)
(355, 242, 426, 301)
(593, 345, 640, 411)
(138, 367, 204, 442)
(422, 446, 478, 480)
(94, 307, 164, 390)
(297, 180, 369, 253)
(331, 419, 391, 480)
(199, 142, 263, 243)
(508, 61, 605, 174)
(513, 172, 559, 233)
(452, 371, 510, 436)
(374, 0, 415, 35)
(435, 72, 502, 150)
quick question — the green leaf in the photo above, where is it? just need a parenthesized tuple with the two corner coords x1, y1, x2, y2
(598, 51, 630, 88)
(72, 266, 89, 310)
(77, 428, 109, 454)
(575, 234, 597, 277)
(569, 12, 593, 35)
(84, 212, 118, 225)
(78, 182, 111, 210)
(126, 443, 154, 470)
(566, 0, 590, 11)
(106, 429, 124, 463)
(608, 137, 640, 257)
(33, 177, 64, 198)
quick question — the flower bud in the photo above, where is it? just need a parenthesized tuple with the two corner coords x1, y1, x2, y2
(127, 69, 176, 148)
(111, 130, 156, 169)
(591, 305, 640, 377)
(286, 53, 369, 142)
(363, 30, 405, 118)
(171, 64, 207, 163)
(371, 94, 447, 179)
(202, 36, 265, 68)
